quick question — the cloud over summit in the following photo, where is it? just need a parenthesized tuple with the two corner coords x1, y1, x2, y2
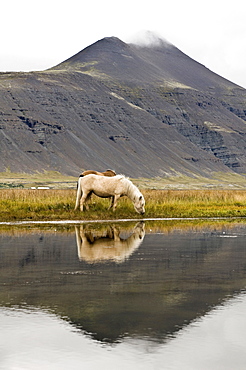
(126, 30, 172, 48)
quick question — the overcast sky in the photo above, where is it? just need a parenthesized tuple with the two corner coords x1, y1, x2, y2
(1, 0, 246, 88)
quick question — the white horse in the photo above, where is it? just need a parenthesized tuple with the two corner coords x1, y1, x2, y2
(75, 222, 145, 263)
(74, 174, 145, 214)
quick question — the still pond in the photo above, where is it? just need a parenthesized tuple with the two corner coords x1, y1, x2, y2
(1, 219, 246, 369)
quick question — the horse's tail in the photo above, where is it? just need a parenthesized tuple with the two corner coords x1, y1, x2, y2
(76, 174, 84, 190)
(74, 177, 83, 210)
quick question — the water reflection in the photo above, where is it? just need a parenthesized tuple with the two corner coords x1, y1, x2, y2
(75, 222, 145, 263)
(1, 220, 246, 367)
(1, 291, 246, 370)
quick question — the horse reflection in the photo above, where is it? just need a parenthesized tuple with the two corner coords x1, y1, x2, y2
(75, 222, 145, 263)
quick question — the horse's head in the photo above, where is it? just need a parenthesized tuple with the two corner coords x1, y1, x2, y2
(134, 194, 145, 215)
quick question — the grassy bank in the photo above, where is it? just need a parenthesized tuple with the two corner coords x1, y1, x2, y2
(1, 188, 246, 222)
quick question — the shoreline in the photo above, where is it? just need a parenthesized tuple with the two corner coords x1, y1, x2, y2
(1, 216, 246, 226)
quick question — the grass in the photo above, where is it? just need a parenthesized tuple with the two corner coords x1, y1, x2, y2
(0, 170, 77, 189)
(144, 189, 246, 218)
(1, 188, 246, 222)
(134, 172, 246, 190)
(1, 171, 246, 190)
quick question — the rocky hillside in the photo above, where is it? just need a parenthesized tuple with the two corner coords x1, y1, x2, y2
(1, 36, 246, 178)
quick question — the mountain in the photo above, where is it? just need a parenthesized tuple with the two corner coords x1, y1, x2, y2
(1, 36, 246, 178)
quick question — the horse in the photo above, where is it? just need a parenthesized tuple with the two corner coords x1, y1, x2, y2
(75, 222, 145, 263)
(80, 169, 116, 177)
(74, 174, 145, 214)
(78, 169, 116, 204)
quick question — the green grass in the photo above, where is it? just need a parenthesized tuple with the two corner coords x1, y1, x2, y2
(1, 188, 246, 222)
(0, 170, 77, 189)
(1, 171, 246, 190)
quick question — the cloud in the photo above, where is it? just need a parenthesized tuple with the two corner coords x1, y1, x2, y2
(125, 30, 172, 48)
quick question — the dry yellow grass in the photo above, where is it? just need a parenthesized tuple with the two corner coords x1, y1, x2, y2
(1, 188, 246, 221)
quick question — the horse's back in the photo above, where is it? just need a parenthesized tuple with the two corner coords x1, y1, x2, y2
(80, 170, 99, 177)
(103, 169, 116, 176)
(80, 169, 116, 177)
(81, 174, 124, 182)
(80, 174, 125, 193)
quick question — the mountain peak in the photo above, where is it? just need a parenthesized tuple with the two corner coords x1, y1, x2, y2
(99, 36, 126, 45)
(52, 33, 239, 90)
(86, 36, 130, 53)
(52, 36, 130, 70)
(1, 34, 246, 178)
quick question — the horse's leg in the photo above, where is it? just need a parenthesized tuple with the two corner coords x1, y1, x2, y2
(85, 193, 92, 210)
(112, 226, 121, 241)
(75, 225, 83, 259)
(80, 190, 90, 211)
(112, 194, 120, 211)
(75, 225, 82, 253)
(108, 196, 115, 210)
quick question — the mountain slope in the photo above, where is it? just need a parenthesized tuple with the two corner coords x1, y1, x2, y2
(1, 36, 246, 178)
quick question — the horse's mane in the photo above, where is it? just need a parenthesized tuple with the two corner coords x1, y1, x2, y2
(117, 175, 141, 199)
(115, 174, 128, 180)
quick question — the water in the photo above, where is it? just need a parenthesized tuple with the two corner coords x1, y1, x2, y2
(1, 220, 246, 369)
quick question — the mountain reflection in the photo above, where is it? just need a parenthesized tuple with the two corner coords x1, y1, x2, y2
(1, 221, 246, 345)
(75, 222, 145, 263)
